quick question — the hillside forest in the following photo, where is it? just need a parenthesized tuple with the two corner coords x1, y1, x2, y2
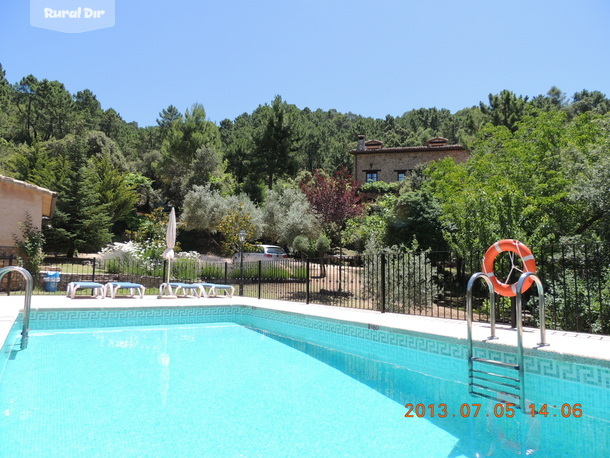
(1, 62, 610, 259)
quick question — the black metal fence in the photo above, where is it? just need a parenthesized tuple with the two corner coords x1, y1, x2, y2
(2, 243, 609, 335)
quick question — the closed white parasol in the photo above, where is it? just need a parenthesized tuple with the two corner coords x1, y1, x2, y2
(159, 207, 176, 297)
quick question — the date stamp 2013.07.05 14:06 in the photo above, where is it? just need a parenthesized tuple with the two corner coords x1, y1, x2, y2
(404, 403, 583, 418)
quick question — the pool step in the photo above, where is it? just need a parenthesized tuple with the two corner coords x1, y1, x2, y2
(469, 358, 523, 407)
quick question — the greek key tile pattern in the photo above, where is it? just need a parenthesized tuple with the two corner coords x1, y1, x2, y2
(27, 307, 245, 329)
(8, 306, 610, 390)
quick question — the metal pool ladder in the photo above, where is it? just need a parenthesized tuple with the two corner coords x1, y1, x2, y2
(466, 272, 547, 411)
(0, 266, 33, 350)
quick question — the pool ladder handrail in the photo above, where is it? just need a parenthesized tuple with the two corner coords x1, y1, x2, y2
(0, 266, 33, 350)
(466, 271, 547, 411)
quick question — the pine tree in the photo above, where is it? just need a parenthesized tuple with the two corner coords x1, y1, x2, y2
(252, 96, 298, 189)
(44, 134, 112, 256)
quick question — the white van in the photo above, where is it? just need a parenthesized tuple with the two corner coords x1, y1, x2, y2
(232, 244, 288, 263)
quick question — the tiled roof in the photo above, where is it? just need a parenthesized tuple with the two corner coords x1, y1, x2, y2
(350, 144, 467, 154)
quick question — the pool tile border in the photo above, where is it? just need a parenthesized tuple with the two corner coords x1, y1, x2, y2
(6, 305, 610, 390)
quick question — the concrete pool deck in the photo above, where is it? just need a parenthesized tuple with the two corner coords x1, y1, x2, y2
(1, 294, 609, 365)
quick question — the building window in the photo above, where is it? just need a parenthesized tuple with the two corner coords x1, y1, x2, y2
(396, 170, 412, 181)
(365, 171, 378, 183)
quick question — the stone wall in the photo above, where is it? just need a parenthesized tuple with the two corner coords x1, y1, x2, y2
(353, 147, 468, 183)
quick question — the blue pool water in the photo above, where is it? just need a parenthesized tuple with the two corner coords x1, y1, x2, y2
(1, 307, 609, 457)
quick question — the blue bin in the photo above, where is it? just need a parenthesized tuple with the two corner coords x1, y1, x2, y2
(44, 271, 61, 292)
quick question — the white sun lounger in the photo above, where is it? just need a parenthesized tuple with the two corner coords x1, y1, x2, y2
(158, 282, 205, 298)
(105, 281, 145, 299)
(66, 281, 105, 299)
(193, 282, 234, 298)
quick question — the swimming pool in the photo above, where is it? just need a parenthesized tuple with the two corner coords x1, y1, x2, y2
(1, 306, 609, 457)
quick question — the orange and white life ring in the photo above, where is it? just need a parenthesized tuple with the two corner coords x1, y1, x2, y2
(482, 239, 537, 297)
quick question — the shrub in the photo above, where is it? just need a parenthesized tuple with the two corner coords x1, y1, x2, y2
(13, 213, 45, 284)
(200, 264, 226, 281)
(363, 240, 440, 313)
(171, 258, 200, 282)
(231, 264, 291, 280)
(359, 181, 400, 194)
(291, 265, 308, 280)
(105, 259, 122, 274)
(98, 242, 165, 276)
(292, 235, 310, 257)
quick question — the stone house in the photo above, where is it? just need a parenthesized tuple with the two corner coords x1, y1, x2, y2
(0, 175, 57, 256)
(350, 136, 468, 183)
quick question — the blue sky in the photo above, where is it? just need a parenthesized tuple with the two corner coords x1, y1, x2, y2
(1, 0, 609, 127)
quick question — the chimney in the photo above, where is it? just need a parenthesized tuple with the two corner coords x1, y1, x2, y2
(357, 135, 365, 151)
(426, 137, 449, 147)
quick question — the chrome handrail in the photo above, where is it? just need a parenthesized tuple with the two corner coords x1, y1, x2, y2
(516, 272, 548, 346)
(0, 266, 33, 350)
(466, 272, 496, 339)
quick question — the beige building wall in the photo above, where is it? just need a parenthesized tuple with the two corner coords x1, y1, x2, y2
(0, 176, 56, 256)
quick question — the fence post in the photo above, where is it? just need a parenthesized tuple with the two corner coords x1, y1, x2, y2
(306, 259, 310, 304)
(257, 261, 262, 299)
(92, 258, 96, 282)
(380, 253, 386, 313)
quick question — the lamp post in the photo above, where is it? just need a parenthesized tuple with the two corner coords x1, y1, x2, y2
(238, 230, 246, 296)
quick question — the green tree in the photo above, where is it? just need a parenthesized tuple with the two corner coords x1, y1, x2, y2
(43, 134, 113, 256)
(252, 96, 298, 189)
(156, 105, 182, 138)
(182, 184, 264, 240)
(563, 113, 610, 240)
(99, 108, 124, 139)
(217, 205, 257, 255)
(126, 172, 162, 213)
(123, 207, 173, 260)
(13, 75, 40, 143)
(88, 151, 139, 225)
(220, 113, 258, 197)
(530, 86, 567, 112)
(74, 89, 103, 131)
(8, 141, 59, 189)
(0, 63, 8, 98)
(342, 204, 387, 252)
(12, 76, 74, 142)
(36, 79, 74, 139)
(83, 130, 128, 168)
(427, 110, 581, 256)
(262, 187, 320, 247)
(568, 90, 610, 117)
(0, 63, 12, 139)
(480, 90, 529, 132)
(158, 103, 221, 207)
(385, 178, 447, 251)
